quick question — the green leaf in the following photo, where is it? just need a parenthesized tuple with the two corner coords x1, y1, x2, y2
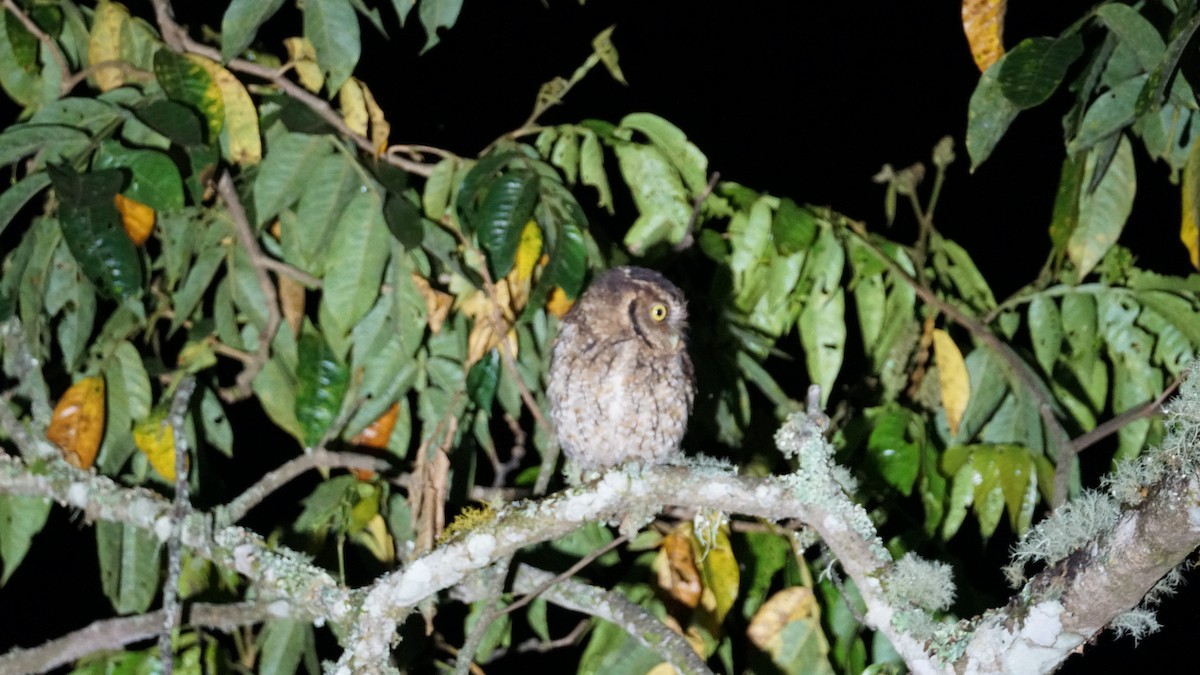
(0, 494, 52, 585)
(49, 166, 143, 302)
(1096, 3, 1165, 72)
(110, 340, 151, 421)
(966, 55, 1022, 171)
(1135, 9, 1200, 114)
(153, 49, 223, 141)
(318, 188, 391, 356)
(615, 142, 692, 253)
(253, 132, 333, 226)
(1136, 290, 1200, 346)
(1027, 295, 1063, 375)
(259, 618, 318, 675)
(305, 0, 360, 92)
(45, 244, 97, 372)
(999, 35, 1084, 108)
(391, 0, 417, 26)
(579, 129, 613, 213)
(418, 0, 463, 54)
(295, 329, 351, 447)
(200, 386, 234, 457)
(466, 348, 501, 408)
(848, 239, 886, 352)
(773, 198, 818, 255)
(931, 235, 996, 313)
(1067, 135, 1136, 279)
(254, 352, 304, 445)
(285, 153, 362, 274)
(92, 140, 185, 212)
(867, 407, 920, 495)
(96, 520, 161, 615)
(798, 228, 845, 407)
(422, 156, 456, 221)
(1068, 75, 1145, 154)
(728, 197, 774, 283)
(618, 112, 709, 193)
(221, 0, 287, 62)
(0, 124, 90, 168)
(0, 171, 50, 239)
(941, 457, 976, 540)
(469, 170, 538, 279)
(29, 97, 121, 134)
(550, 128, 579, 184)
(170, 218, 229, 333)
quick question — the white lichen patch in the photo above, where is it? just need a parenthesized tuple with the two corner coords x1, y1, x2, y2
(153, 515, 173, 542)
(699, 481, 730, 500)
(66, 482, 87, 507)
(886, 552, 956, 612)
(466, 533, 497, 562)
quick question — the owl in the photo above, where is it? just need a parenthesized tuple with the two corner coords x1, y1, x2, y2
(547, 266, 695, 469)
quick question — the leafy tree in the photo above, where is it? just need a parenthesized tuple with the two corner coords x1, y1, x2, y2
(1, 1, 1199, 674)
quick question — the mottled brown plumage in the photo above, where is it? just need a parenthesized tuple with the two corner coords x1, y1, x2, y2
(547, 266, 695, 469)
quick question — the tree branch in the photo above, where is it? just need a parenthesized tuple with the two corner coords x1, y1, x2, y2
(0, 601, 273, 674)
(221, 449, 391, 525)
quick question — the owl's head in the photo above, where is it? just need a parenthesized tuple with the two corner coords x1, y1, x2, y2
(587, 266, 689, 352)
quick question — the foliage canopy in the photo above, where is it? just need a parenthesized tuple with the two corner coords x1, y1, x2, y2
(1, 0, 1200, 673)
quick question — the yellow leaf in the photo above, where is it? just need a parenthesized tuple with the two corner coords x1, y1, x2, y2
(360, 80, 391, 154)
(113, 193, 154, 245)
(746, 586, 820, 652)
(546, 287, 574, 318)
(933, 328, 970, 435)
(693, 522, 739, 627)
(654, 526, 702, 609)
(1182, 136, 1200, 269)
(462, 283, 517, 366)
(410, 274, 452, 333)
(284, 37, 324, 94)
(511, 220, 543, 283)
(48, 376, 106, 469)
(339, 78, 369, 137)
(132, 416, 173, 478)
(961, 0, 1007, 72)
(133, 410, 186, 481)
(351, 513, 396, 564)
(87, 0, 129, 91)
(189, 55, 262, 166)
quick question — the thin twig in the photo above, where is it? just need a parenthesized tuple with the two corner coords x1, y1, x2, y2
(60, 60, 154, 94)
(452, 558, 512, 675)
(674, 171, 720, 252)
(215, 171, 282, 402)
(1, 0, 72, 96)
(258, 256, 321, 288)
(0, 602, 273, 674)
(499, 532, 630, 618)
(1071, 373, 1186, 455)
(221, 450, 389, 524)
(159, 376, 197, 674)
(513, 619, 589, 654)
(0, 390, 54, 462)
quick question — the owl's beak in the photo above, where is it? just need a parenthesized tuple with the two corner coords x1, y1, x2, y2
(669, 333, 682, 351)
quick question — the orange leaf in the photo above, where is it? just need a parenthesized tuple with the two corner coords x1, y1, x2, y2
(962, 0, 1006, 72)
(48, 376, 106, 469)
(133, 410, 187, 481)
(278, 274, 306, 336)
(352, 402, 399, 449)
(113, 193, 155, 245)
(410, 273, 452, 333)
(546, 287, 574, 318)
(933, 328, 970, 435)
(1181, 135, 1200, 269)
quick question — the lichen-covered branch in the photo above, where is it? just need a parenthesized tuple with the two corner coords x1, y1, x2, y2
(0, 601, 273, 674)
(5, 375, 1200, 675)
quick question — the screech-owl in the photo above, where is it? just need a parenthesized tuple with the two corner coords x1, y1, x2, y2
(547, 266, 695, 469)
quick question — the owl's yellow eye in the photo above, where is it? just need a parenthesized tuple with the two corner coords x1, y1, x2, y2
(649, 303, 669, 322)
